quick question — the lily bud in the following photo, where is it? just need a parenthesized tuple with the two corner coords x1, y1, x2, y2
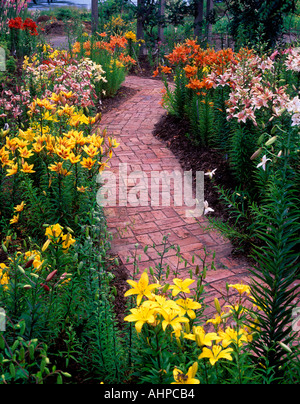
(250, 148, 262, 160)
(94, 112, 101, 123)
(45, 270, 58, 282)
(214, 298, 222, 314)
(40, 283, 50, 292)
(24, 259, 34, 269)
(278, 341, 292, 354)
(42, 239, 51, 252)
(265, 136, 277, 146)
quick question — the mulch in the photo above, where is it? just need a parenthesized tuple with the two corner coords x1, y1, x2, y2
(100, 86, 138, 115)
(153, 113, 235, 224)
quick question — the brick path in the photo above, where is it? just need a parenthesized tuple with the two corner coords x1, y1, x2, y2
(97, 75, 251, 316)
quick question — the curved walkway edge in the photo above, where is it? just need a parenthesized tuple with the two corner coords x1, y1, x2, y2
(96, 75, 251, 316)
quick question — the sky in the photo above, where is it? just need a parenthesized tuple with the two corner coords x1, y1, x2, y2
(28, 0, 92, 10)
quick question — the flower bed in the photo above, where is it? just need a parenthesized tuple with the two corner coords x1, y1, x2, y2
(0, 17, 130, 383)
(151, 40, 300, 383)
(0, 5, 299, 383)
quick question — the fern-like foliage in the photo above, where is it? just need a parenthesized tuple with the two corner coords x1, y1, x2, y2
(207, 184, 261, 252)
(211, 87, 232, 151)
(187, 95, 215, 147)
(229, 121, 259, 188)
(248, 168, 300, 379)
(161, 66, 190, 118)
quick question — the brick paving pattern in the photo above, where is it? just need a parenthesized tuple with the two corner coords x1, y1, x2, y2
(96, 76, 254, 316)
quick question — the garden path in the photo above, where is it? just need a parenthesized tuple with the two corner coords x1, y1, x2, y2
(96, 75, 251, 316)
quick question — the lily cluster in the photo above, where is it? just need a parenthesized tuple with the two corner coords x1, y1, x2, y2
(23, 46, 107, 108)
(124, 272, 201, 334)
(0, 0, 30, 34)
(9, 16, 39, 36)
(72, 33, 136, 69)
(0, 101, 114, 179)
(207, 47, 300, 127)
(124, 271, 256, 384)
(0, 246, 72, 296)
(153, 40, 240, 90)
(44, 223, 76, 253)
(0, 40, 120, 237)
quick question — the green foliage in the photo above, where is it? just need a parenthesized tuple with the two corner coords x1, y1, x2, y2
(161, 66, 189, 117)
(63, 206, 128, 383)
(93, 48, 126, 98)
(0, 320, 69, 384)
(228, 122, 259, 187)
(211, 86, 231, 150)
(227, 0, 297, 48)
(248, 167, 300, 379)
(189, 94, 215, 146)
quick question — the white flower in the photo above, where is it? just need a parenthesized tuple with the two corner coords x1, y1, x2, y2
(203, 201, 214, 215)
(256, 155, 271, 171)
(204, 168, 217, 179)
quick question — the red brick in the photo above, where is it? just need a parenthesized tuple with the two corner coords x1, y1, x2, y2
(102, 75, 250, 292)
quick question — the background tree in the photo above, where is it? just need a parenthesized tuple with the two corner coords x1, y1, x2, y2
(92, 0, 99, 33)
(158, 0, 166, 42)
(205, 0, 214, 43)
(193, 0, 204, 38)
(224, 0, 297, 48)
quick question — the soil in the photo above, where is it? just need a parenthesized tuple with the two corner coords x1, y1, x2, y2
(38, 17, 92, 36)
(109, 256, 131, 328)
(100, 86, 139, 115)
(153, 113, 235, 223)
(129, 55, 160, 80)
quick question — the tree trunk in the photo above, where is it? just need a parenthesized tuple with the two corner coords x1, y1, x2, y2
(194, 0, 204, 39)
(158, 0, 166, 43)
(136, 0, 146, 55)
(91, 0, 99, 34)
(206, 0, 214, 44)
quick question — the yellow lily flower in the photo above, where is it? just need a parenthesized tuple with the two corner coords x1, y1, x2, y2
(21, 162, 35, 173)
(176, 298, 202, 319)
(160, 307, 189, 333)
(45, 223, 64, 240)
(80, 157, 96, 170)
(124, 271, 161, 306)
(108, 137, 120, 148)
(61, 233, 76, 251)
(198, 345, 233, 366)
(218, 326, 248, 348)
(77, 186, 88, 193)
(68, 153, 81, 164)
(6, 163, 18, 177)
(184, 326, 219, 347)
(18, 147, 34, 159)
(142, 295, 183, 315)
(124, 305, 156, 333)
(83, 144, 99, 158)
(228, 282, 251, 295)
(10, 214, 19, 225)
(0, 263, 9, 289)
(69, 112, 90, 126)
(170, 278, 195, 297)
(172, 362, 200, 384)
(14, 201, 26, 212)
